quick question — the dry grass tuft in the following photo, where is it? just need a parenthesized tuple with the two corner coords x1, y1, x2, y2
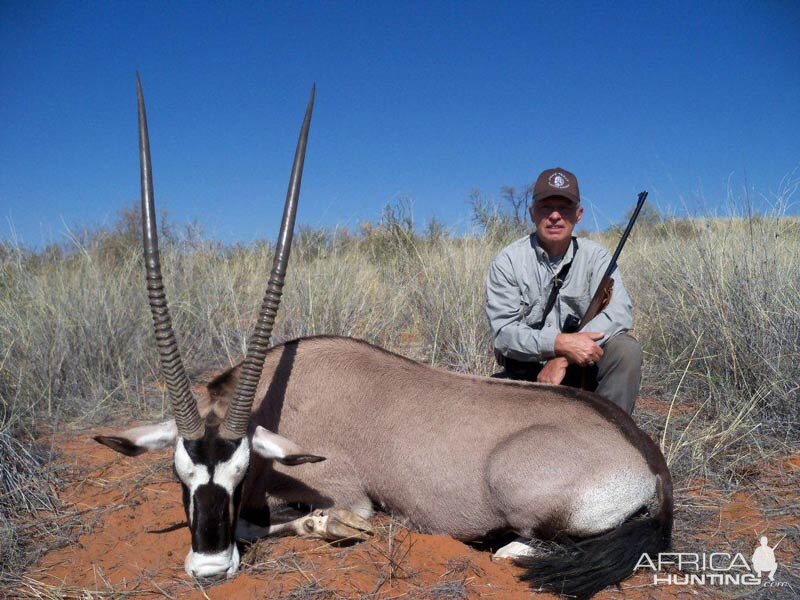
(365, 516, 417, 594)
(2, 575, 161, 599)
(0, 431, 62, 583)
(621, 210, 800, 484)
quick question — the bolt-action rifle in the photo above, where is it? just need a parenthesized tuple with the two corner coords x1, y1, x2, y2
(562, 191, 648, 334)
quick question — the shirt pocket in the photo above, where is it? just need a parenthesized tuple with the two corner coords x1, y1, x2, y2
(559, 290, 590, 317)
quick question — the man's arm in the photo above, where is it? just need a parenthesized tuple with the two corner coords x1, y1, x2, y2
(543, 245, 632, 374)
(485, 252, 557, 362)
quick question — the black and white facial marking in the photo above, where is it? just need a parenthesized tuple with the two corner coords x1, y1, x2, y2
(174, 427, 250, 578)
(95, 421, 326, 578)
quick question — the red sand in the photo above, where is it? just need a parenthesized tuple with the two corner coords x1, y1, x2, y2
(15, 432, 796, 599)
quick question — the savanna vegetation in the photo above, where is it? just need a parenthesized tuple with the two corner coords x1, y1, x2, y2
(1, 185, 798, 589)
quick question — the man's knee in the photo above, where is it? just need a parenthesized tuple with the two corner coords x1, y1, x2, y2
(602, 333, 642, 372)
(596, 333, 642, 415)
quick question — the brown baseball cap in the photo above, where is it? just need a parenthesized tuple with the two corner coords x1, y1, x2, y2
(533, 167, 580, 205)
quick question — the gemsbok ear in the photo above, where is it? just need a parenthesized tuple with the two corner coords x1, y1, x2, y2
(94, 420, 178, 456)
(251, 425, 326, 466)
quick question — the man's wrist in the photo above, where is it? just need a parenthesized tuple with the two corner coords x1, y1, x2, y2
(537, 328, 558, 358)
(554, 333, 567, 358)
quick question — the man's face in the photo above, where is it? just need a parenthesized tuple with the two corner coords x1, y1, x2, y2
(531, 196, 583, 248)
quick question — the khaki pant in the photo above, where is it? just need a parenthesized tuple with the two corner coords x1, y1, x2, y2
(493, 333, 642, 415)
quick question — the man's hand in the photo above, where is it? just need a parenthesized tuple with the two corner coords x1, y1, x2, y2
(537, 357, 568, 385)
(555, 332, 604, 366)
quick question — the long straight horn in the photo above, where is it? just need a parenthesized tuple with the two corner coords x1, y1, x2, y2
(137, 74, 204, 440)
(220, 85, 315, 440)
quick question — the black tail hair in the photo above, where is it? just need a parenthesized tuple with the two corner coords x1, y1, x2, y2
(517, 474, 673, 599)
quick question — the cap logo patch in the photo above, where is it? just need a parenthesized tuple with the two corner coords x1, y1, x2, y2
(548, 172, 570, 189)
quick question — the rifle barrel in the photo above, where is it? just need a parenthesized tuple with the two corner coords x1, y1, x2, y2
(600, 191, 648, 282)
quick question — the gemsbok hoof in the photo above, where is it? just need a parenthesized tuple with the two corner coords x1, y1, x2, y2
(328, 507, 374, 540)
(303, 508, 373, 541)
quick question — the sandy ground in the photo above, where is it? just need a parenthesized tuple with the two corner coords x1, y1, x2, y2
(9, 425, 799, 599)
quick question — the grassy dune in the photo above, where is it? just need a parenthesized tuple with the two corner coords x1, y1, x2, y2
(1, 204, 798, 580)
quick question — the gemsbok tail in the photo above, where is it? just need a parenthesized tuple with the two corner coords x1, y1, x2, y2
(517, 472, 673, 599)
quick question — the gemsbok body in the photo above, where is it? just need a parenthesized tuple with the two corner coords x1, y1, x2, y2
(96, 78, 673, 599)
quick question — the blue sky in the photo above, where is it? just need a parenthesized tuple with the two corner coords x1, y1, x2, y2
(2, 1, 798, 246)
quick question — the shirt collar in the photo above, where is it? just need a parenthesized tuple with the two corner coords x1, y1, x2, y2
(530, 233, 576, 265)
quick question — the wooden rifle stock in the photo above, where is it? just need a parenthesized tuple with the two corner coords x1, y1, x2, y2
(577, 278, 614, 330)
(564, 191, 648, 334)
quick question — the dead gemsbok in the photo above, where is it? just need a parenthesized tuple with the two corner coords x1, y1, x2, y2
(95, 77, 673, 599)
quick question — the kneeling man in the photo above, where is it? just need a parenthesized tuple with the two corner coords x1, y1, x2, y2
(485, 167, 641, 414)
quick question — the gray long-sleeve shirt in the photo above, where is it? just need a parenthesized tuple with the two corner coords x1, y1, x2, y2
(485, 234, 633, 362)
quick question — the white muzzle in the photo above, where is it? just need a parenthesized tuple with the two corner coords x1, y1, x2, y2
(184, 544, 240, 578)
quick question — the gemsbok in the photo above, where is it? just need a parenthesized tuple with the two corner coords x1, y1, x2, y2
(95, 77, 673, 599)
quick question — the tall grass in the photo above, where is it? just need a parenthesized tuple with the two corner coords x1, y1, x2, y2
(402, 236, 499, 373)
(2, 202, 798, 438)
(621, 213, 800, 480)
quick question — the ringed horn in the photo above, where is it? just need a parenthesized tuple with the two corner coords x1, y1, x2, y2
(135, 73, 315, 441)
(221, 85, 315, 439)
